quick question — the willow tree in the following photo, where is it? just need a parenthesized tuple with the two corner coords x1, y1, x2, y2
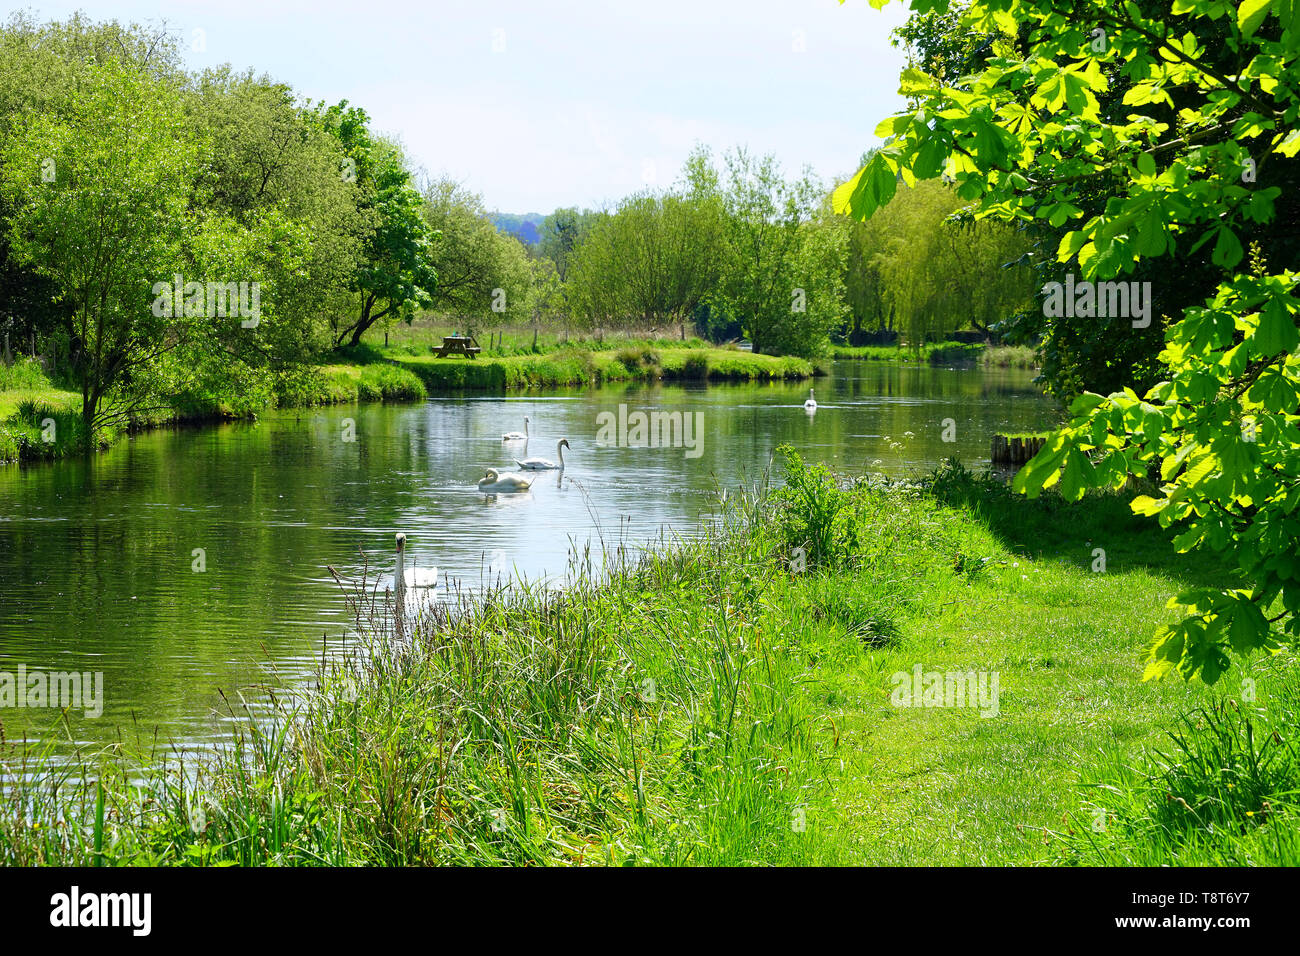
(840, 176, 1034, 345)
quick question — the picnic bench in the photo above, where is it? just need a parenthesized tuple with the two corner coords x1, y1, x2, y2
(435, 335, 482, 359)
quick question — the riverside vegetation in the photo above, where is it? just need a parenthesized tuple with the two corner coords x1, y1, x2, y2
(0, 336, 812, 464)
(2, 452, 1294, 866)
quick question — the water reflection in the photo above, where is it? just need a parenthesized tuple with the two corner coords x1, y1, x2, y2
(0, 360, 1058, 753)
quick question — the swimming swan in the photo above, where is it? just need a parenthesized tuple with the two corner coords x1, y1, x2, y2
(502, 416, 530, 442)
(478, 468, 533, 493)
(515, 438, 569, 471)
(804, 388, 817, 409)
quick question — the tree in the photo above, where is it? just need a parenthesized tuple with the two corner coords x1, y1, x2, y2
(188, 69, 366, 367)
(311, 103, 437, 348)
(537, 207, 596, 283)
(525, 255, 564, 349)
(420, 177, 531, 337)
(836, 0, 1300, 683)
(844, 178, 1033, 345)
(0, 14, 185, 370)
(567, 189, 726, 339)
(0, 58, 202, 434)
(889, 1, 1299, 399)
(712, 148, 846, 356)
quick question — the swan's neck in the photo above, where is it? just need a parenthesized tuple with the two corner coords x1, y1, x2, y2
(558, 441, 566, 468)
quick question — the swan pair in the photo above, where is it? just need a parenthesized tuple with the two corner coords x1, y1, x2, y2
(479, 431, 570, 493)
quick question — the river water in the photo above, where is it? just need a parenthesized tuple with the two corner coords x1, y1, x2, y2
(0, 360, 1058, 754)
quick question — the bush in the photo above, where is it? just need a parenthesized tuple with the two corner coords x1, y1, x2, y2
(613, 347, 661, 373)
(1, 400, 92, 461)
(680, 354, 709, 380)
(275, 369, 357, 407)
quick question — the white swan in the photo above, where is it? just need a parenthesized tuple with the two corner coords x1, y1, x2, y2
(502, 416, 530, 442)
(478, 468, 533, 493)
(515, 438, 569, 471)
(402, 564, 439, 588)
(804, 388, 817, 409)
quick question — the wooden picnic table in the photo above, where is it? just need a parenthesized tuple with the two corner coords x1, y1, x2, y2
(435, 335, 482, 359)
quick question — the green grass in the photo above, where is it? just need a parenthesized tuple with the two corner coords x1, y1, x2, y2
(375, 317, 709, 357)
(981, 345, 1040, 369)
(0, 359, 84, 462)
(1054, 667, 1300, 865)
(831, 340, 985, 364)
(273, 362, 427, 407)
(391, 345, 812, 391)
(996, 430, 1052, 440)
(3, 455, 1291, 866)
(799, 462, 1289, 865)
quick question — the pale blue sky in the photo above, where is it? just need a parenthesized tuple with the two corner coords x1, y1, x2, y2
(11, 0, 912, 212)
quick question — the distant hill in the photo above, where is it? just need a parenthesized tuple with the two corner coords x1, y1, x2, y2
(488, 212, 545, 245)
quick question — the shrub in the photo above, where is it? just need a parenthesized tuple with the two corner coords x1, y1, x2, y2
(681, 354, 709, 380)
(3, 400, 91, 460)
(614, 347, 661, 373)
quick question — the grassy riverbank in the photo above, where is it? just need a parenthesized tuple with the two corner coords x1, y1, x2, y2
(0, 356, 429, 465)
(385, 344, 813, 391)
(1, 339, 810, 465)
(2, 455, 1292, 866)
(832, 341, 984, 364)
(831, 341, 1039, 370)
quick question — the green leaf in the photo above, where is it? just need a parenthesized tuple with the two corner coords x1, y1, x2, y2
(1238, 0, 1272, 37)
(912, 135, 948, 180)
(833, 152, 899, 220)
(1060, 446, 1096, 500)
(899, 67, 934, 95)
(1252, 295, 1300, 355)
(1211, 226, 1244, 268)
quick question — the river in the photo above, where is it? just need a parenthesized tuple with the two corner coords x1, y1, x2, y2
(0, 359, 1058, 755)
